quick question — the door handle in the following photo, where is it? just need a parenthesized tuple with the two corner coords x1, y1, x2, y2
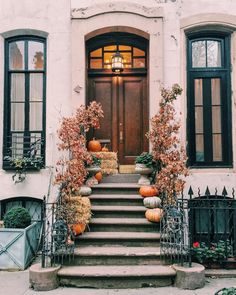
(119, 130, 123, 142)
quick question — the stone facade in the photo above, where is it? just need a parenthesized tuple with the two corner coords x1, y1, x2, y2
(0, 0, 236, 203)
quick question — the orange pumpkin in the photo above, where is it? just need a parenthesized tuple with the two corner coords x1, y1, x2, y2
(145, 208, 163, 223)
(95, 171, 103, 182)
(139, 186, 158, 197)
(71, 223, 86, 236)
(101, 145, 109, 152)
(88, 138, 101, 152)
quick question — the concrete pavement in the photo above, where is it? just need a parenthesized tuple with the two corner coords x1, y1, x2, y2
(0, 269, 236, 295)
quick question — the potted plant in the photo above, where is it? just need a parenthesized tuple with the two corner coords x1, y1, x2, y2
(86, 154, 102, 186)
(135, 152, 154, 185)
(0, 206, 40, 270)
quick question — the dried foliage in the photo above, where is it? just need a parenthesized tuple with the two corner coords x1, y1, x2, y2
(146, 84, 188, 204)
(54, 101, 104, 196)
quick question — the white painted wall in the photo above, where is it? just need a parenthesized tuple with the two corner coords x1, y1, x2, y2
(0, 0, 236, 202)
(0, 0, 71, 201)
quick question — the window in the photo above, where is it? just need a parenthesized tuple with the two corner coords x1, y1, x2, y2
(89, 44, 146, 70)
(187, 33, 232, 167)
(3, 36, 46, 169)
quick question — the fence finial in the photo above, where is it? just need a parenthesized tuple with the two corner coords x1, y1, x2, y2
(188, 186, 193, 199)
(222, 186, 228, 197)
(205, 186, 210, 196)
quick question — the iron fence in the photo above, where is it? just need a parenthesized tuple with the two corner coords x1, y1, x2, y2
(160, 186, 236, 267)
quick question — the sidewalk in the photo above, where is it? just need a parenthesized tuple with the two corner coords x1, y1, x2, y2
(0, 269, 236, 295)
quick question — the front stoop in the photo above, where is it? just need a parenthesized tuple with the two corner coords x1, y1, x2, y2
(57, 177, 176, 288)
(58, 265, 176, 288)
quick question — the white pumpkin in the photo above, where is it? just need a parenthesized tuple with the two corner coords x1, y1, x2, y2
(143, 196, 162, 209)
(78, 186, 92, 196)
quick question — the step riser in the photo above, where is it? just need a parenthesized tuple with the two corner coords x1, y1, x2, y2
(92, 188, 139, 195)
(90, 199, 143, 206)
(101, 174, 139, 183)
(89, 224, 159, 232)
(59, 276, 174, 289)
(61, 256, 162, 266)
(76, 240, 160, 247)
(92, 211, 145, 218)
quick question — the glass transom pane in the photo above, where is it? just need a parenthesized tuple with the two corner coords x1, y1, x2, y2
(9, 41, 25, 70)
(192, 41, 206, 68)
(207, 40, 221, 67)
(28, 41, 44, 70)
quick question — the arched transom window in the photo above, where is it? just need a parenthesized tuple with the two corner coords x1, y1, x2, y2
(89, 44, 146, 70)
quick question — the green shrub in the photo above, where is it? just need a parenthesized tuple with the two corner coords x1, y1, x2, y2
(3, 207, 31, 228)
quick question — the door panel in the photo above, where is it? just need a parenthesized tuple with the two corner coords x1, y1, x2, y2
(88, 77, 117, 151)
(88, 75, 148, 164)
(119, 77, 148, 164)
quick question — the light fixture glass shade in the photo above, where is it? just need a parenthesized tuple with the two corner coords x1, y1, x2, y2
(111, 51, 124, 73)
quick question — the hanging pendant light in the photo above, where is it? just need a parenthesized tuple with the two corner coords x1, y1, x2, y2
(111, 51, 124, 73)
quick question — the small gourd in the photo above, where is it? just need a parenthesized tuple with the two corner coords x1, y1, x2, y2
(78, 186, 92, 196)
(71, 223, 86, 236)
(139, 185, 158, 197)
(143, 196, 162, 209)
(88, 138, 101, 152)
(95, 171, 103, 182)
(145, 208, 163, 223)
(101, 144, 109, 152)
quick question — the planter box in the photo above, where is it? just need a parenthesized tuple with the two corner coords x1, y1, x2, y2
(0, 222, 41, 270)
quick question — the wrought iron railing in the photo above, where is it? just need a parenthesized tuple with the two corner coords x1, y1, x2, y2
(41, 197, 75, 268)
(160, 186, 236, 267)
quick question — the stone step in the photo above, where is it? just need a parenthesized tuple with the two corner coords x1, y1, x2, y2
(91, 205, 146, 218)
(58, 265, 176, 288)
(89, 217, 159, 232)
(101, 174, 140, 183)
(75, 231, 160, 247)
(61, 246, 161, 266)
(92, 183, 140, 195)
(89, 194, 143, 206)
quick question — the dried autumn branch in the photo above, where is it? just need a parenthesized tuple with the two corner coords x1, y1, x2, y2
(54, 101, 104, 197)
(147, 84, 188, 204)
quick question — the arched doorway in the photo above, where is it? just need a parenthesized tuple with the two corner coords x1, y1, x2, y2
(86, 32, 149, 165)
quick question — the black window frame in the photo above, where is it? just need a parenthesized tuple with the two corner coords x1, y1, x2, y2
(187, 32, 232, 168)
(3, 35, 46, 170)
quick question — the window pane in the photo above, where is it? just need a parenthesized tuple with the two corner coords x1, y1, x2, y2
(11, 103, 25, 131)
(211, 78, 221, 105)
(30, 74, 43, 101)
(122, 52, 131, 64)
(11, 74, 25, 102)
(104, 52, 113, 64)
(195, 107, 203, 133)
(212, 106, 221, 133)
(11, 133, 24, 158)
(213, 134, 222, 161)
(104, 45, 117, 51)
(30, 133, 42, 157)
(133, 47, 145, 56)
(90, 59, 102, 69)
(194, 79, 203, 105)
(207, 41, 221, 67)
(28, 41, 44, 70)
(9, 41, 24, 70)
(30, 102, 43, 131)
(196, 134, 204, 161)
(119, 45, 131, 51)
(90, 48, 102, 57)
(133, 58, 145, 68)
(192, 41, 206, 68)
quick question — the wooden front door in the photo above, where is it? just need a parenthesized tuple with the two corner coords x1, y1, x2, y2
(88, 75, 148, 164)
